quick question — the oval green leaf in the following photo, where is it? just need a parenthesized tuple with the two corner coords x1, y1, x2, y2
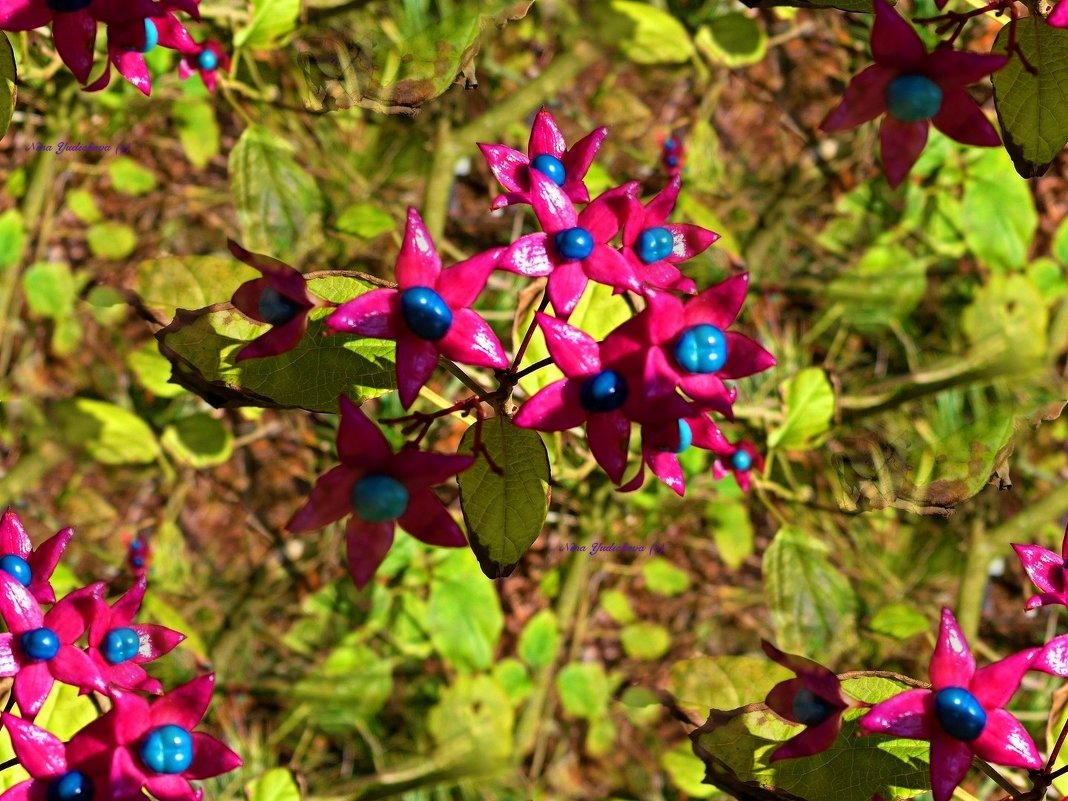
(0, 32, 15, 142)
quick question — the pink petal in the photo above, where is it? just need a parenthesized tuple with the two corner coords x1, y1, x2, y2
(1060, 523, 1068, 562)
(720, 332, 777, 379)
(586, 411, 630, 484)
(925, 49, 1008, 85)
(971, 709, 1041, 769)
(106, 660, 162, 694)
(397, 490, 467, 547)
(583, 246, 642, 294)
(2, 712, 67, 776)
(326, 288, 400, 338)
(344, 519, 394, 589)
(0, 509, 31, 557)
(53, 10, 97, 84)
(761, 641, 845, 703)
(131, 624, 185, 661)
(680, 373, 732, 408)
(185, 733, 243, 779)
(560, 126, 607, 180)
(178, 59, 194, 80)
(499, 233, 554, 277)
(113, 49, 151, 96)
(821, 64, 895, 132)
(537, 313, 601, 376)
(1027, 590, 1066, 610)
(1031, 633, 1068, 676)
(490, 190, 531, 210)
(685, 273, 750, 330)
(871, 0, 927, 71)
(0, 1, 51, 30)
(513, 380, 587, 431)
(391, 451, 474, 487)
(665, 223, 720, 263)
(0, 781, 34, 801)
(235, 315, 308, 362)
(231, 276, 270, 322)
(1011, 543, 1063, 593)
(143, 775, 195, 801)
(644, 176, 681, 228)
(27, 525, 72, 603)
(578, 182, 635, 243)
(647, 450, 684, 495)
(477, 144, 527, 193)
(527, 108, 566, 159)
(396, 209, 442, 289)
(858, 689, 932, 737)
(546, 261, 589, 320)
(0, 634, 17, 676)
(929, 730, 974, 801)
(149, 674, 215, 730)
(770, 716, 842, 761)
(931, 88, 1001, 147)
(395, 332, 440, 408)
(337, 395, 392, 467)
(436, 248, 503, 308)
(930, 608, 975, 690)
(970, 648, 1038, 709)
(0, 572, 42, 632)
(880, 116, 928, 189)
(109, 576, 145, 629)
(285, 464, 361, 533)
(437, 309, 508, 369)
(44, 586, 95, 643)
(14, 663, 54, 719)
(156, 13, 196, 51)
(1051, 0, 1068, 26)
(49, 646, 107, 693)
(530, 170, 577, 232)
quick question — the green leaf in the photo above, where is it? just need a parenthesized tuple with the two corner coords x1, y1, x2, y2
(87, 222, 137, 260)
(428, 674, 514, 764)
(229, 126, 324, 262)
(869, 603, 929, 640)
(641, 557, 690, 596)
(427, 549, 503, 672)
(556, 662, 610, 719)
(108, 157, 156, 196)
(141, 591, 210, 660)
(1053, 215, 1068, 264)
(55, 398, 161, 465)
(517, 609, 559, 669)
(0, 209, 24, 270)
(586, 716, 617, 758)
(174, 97, 220, 169)
(992, 16, 1068, 178)
(492, 658, 534, 706)
(0, 32, 15, 142)
(691, 675, 930, 801)
(961, 147, 1038, 270)
(695, 14, 767, 68)
(293, 633, 394, 734)
(22, 262, 76, 319)
(767, 368, 835, 450)
(961, 272, 1048, 367)
(706, 481, 754, 569)
(620, 622, 671, 660)
(336, 202, 395, 239)
(249, 769, 301, 801)
(66, 188, 102, 224)
(668, 656, 792, 716)
(599, 588, 636, 624)
(161, 413, 234, 468)
(661, 741, 719, 799)
(127, 342, 185, 398)
(457, 415, 550, 578)
(827, 243, 927, 332)
(1027, 257, 1068, 303)
(235, 0, 300, 49)
(133, 255, 258, 320)
(763, 525, 858, 662)
(601, 1, 695, 64)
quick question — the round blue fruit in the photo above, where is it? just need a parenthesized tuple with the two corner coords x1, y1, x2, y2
(934, 687, 986, 741)
(531, 153, 566, 186)
(636, 226, 674, 264)
(400, 286, 453, 340)
(791, 687, 836, 727)
(658, 419, 692, 453)
(21, 627, 60, 661)
(352, 475, 409, 523)
(886, 75, 943, 123)
(731, 449, 753, 472)
(197, 49, 219, 72)
(579, 370, 628, 413)
(554, 227, 594, 261)
(46, 0, 92, 10)
(140, 19, 159, 53)
(140, 725, 194, 775)
(673, 324, 728, 374)
(257, 286, 302, 326)
(0, 554, 32, 587)
(46, 771, 93, 801)
(103, 627, 141, 664)
(665, 155, 679, 168)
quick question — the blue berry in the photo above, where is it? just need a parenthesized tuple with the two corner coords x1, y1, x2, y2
(132, 556, 145, 568)
(731, 449, 753, 472)
(934, 687, 986, 741)
(140, 725, 194, 774)
(352, 475, 409, 523)
(673, 324, 728, 374)
(0, 554, 32, 587)
(655, 419, 692, 454)
(635, 227, 674, 264)
(886, 75, 943, 123)
(139, 19, 159, 53)
(579, 370, 628, 413)
(197, 49, 219, 72)
(664, 137, 678, 151)
(103, 627, 141, 664)
(46, 0, 91, 9)
(554, 228, 594, 261)
(531, 154, 566, 186)
(400, 287, 453, 340)
(791, 687, 836, 727)
(665, 155, 679, 167)
(257, 286, 302, 326)
(21, 628, 60, 661)
(46, 772, 93, 801)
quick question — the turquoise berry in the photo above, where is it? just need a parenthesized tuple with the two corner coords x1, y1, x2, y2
(140, 19, 159, 53)
(886, 75, 943, 123)
(668, 419, 692, 453)
(635, 226, 674, 264)
(934, 687, 986, 741)
(352, 475, 409, 523)
(21, 627, 60, 661)
(140, 725, 194, 775)
(103, 627, 141, 664)
(731, 449, 753, 472)
(665, 155, 679, 167)
(197, 49, 219, 72)
(579, 370, 628, 413)
(132, 556, 145, 568)
(791, 687, 836, 727)
(673, 324, 728, 374)
(531, 153, 566, 186)
(257, 286, 302, 326)
(400, 286, 453, 340)
(0, 554, 31, 587)
(554, 227, 595, 261)
(46, 0, 91, 9)
(46, 772, 93, 801)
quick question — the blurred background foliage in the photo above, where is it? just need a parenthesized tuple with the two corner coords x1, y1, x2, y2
(0, 0, 1067, 799)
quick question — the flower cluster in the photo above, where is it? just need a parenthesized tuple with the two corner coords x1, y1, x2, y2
(0, 508, 241, 801)
(226, 108, 776, 587)
(0, 0, 228, 95)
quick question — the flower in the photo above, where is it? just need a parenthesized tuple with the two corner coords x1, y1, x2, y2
(859, 608, 1040, 801)
(178, 39, 230, 92)
(228, 239, 331, 362)
(326, 209, 507, 409)
(619, 176, 719, 294)
(761, 640, 865, 760)
(287, 396, 473, 588)
(513, 313, 692, 484)
(619, 413, 733, 496)
(1011, 522, 1068, 610)
(86, 576, 185, 695)
(0, 712, 115, 801)
(0, 507, 73, 605)
(713, 441, 764, 493)
(0, 574, 107, 718)
(478, 107, 607, 209)
(497, 173, 640, 319)
(71, 674, 241, 801)
(821, 0, 1007, 188)
(659, 132, 684, 177)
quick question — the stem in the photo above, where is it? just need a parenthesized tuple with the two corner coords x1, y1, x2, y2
(440, 358, 490, 400)
(1047, 714, 1068, 772)
(0, 758, 18, 773)
(974, 758, 1020, 799)
(514, 356, 554, 381)
(510, 294, 549, 372)
(2, 693, 14, 714)
(956, 520, 990, 643)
